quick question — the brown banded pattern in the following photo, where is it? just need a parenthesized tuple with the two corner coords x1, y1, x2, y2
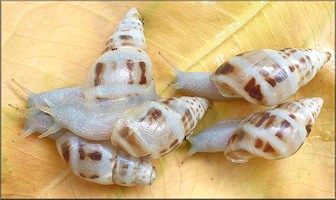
(224, 97, 323, 163)
(84, 47, 155, 100)
(60, 142, 70, 162)
(56, 133, 156, 186)
(111, 96, 209, 159)
(211, 48, 331, 106)
(102, 8, 146, 52)
(83, 7, 155, 101)
(139, 61, 147, 85)
(94, 62, 106, 86)
(126, 60, 135, 84)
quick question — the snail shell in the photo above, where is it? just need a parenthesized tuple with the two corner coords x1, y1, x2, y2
(83, 7, 156, 101)
(56, 133, 156, 186)
(102, 7, 145, 53)
(111, 96, 209, 159)
(212, 48, 330, 106)
(224, 97, 324, 163)
(165, 48, 331, 106)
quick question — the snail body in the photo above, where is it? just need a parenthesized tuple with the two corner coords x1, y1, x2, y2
(11, 79, 154, 141)
(185, 98, 323, 163)
(165, 48, 330, 106)
(171, 71, 238, 101)
(56, 133, 156, 186)
(111, 96, 209, 159)
(35, 95, 156, 140)
(83, 7, 156, 101)
(10, 79, 84, 141)
(185, 119, 243, 160)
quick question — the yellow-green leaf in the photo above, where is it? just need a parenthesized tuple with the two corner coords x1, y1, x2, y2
(2, 1, 334, 198)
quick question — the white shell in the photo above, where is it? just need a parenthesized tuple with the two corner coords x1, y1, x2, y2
(212, 48, 330, 106)
(102, 7, 146, 53)
(83, 7, 156, 101)
(111, 96, 209, 159)
(83, 48, 155, 100)
(224, 97, 324, 163)
(56, 133, 156, 186)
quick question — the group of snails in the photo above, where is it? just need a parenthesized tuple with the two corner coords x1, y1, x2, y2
(10, 7, 331, 187)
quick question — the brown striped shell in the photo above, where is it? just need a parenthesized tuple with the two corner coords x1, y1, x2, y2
(111, 96, 209, 159)
(83, 7, 156, 101)
(212, 48, 331, 106)
(102, 7, 146, 53)
(224, 97, 324, 163)
(56, 134, 156, 186)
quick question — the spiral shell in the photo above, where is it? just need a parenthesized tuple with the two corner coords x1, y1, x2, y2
(83, 7, 156, 101)
(56, 134, 156, 186)
(102, 7, 145, 53)
(224, 97, 324, 163)
(212, 48, 330, 106)
(111, 96, 209, 159)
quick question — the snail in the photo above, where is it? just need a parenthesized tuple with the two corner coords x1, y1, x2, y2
(111, 96, 209, 159)
(161, 48, 331, 106)
(34, 94, 155, 141)
(56, 133, 156, 186)
(184, 97, 323, 164)
(10, 7, 157, 141)
(10, 79, 154, 141)
(83, 7, 156, 101)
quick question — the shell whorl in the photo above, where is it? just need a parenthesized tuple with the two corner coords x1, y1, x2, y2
(111, 97, 209, 159)
(112, 149, 156, 186)
(212, 48, 330, 106)
(102, 7, 146, 53)
(158, 96, 209, 135)
(224, 97, 324, 163)
(83, 8, 155, 101)
(56, 134, 156, 186)
(83, 48, 155, 100)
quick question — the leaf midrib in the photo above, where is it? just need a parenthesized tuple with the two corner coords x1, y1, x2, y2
(181, 1, 269, 72)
